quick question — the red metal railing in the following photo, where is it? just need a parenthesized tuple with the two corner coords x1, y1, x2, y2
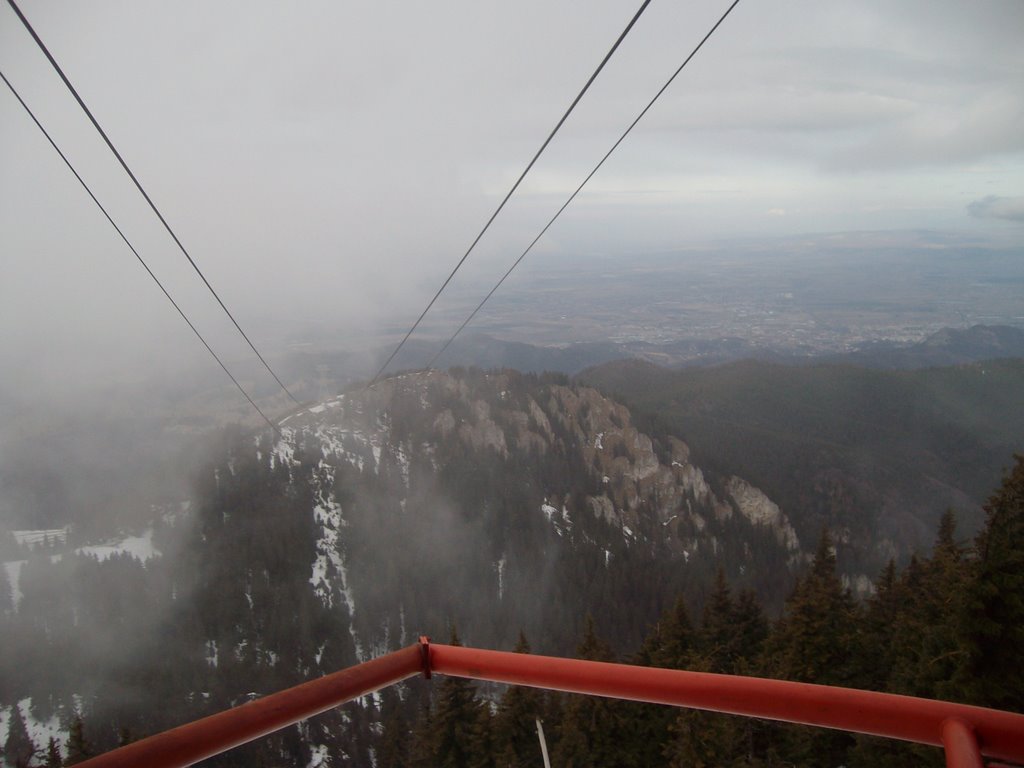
(78, 637, 1024, 768)
(75, 644, 425, 768)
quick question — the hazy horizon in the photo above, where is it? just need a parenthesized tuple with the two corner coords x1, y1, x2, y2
(2, 0, 1022, 401)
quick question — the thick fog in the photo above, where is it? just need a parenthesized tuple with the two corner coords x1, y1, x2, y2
(1, 0, 1023, 535)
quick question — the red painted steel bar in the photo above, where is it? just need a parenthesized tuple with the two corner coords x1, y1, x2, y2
(427, 642, 1024, 766)
(74, 639, 1024, 768)
(942, 719, 985, 768)
(75, 644, 424, 768)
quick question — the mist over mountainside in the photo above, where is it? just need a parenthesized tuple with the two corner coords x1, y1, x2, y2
(1, 233, 1022, 763)
(0, 368, 807, 762)
(3, 324, 1019, 546)
(2, 0, 1022, 756)
(2, 366, 1021, 765)
(273, 368, 805, 640)
(579, 356, 1024, 570)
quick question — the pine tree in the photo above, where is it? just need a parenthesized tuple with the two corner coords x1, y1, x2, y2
(847, 559, 926, 768)
(767, 529, 857, 686)
(469, 703, 495, 768)
(377, 688, 411, 768)
(763, 529, 857, 767)
(915, 510, 968, 701)
(640, 596, 692, 670)
(625, 597, 693, 765)
(45, 737, 63, 768)
(64, 715, 91, 766)
(696, 569, 735, 673)
(552, 616, 634, 768)
(407, 702, 435, 768)
(729, 588, 768, 674)
(956, 455, 1024, 712)
(4, 703, 37, 768)
(493, 632, 543, 767)
(727, 588, 770, 764)
(430, 627, 487, 768)
(874, 510, 969, 713)
(664, 576, 769, 768)
(856, 559, 899, 691)
(664, 704, 745, 768)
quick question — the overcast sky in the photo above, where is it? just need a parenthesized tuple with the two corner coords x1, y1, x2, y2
(1, 0, 1022, 395)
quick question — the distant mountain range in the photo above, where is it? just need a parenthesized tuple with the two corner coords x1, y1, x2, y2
(300, 324, 1024, 382)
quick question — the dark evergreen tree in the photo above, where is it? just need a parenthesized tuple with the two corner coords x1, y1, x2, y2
(663, 575, 769, 768)
(430, 628, 487, 768)
(642, 595, 692, 670)
(912, 510, 968, 701)
(622, 597, 693, 765)
(469, 703, 496, 768)
(850, 516, 971, 768)
(762, 529, 857, 767)
(4, 703, 36, 768)
(664, 705, 747, 768)
(406, 703, 436, 768)
(696, 569, 735, 673)
(846, 559, 912, 768)
(377, 688, 411, 768)
(724, 587, 770, 762)
(552, 616, 634, 768)
(493, 633, 544, 767)
(854, 559, 899, 691)
(956, 454, 1024, 713)
(64, 715, 91, 766)
(44, 737, 63, 768)
(766, 530, 857, 686)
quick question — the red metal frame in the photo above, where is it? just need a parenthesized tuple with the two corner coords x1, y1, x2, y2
(75, 644, 424, 768)
(77, 637, 1024, 768)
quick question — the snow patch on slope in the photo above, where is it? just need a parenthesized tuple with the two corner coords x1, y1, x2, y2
(77, 529, 158, 562)
(11, 528, 68, 547)
(308, 459, 362, 660)
(0, 699, 67, 760)
(4, 529, 159, 610)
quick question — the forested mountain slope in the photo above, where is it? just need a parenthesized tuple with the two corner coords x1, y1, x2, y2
(1, 368, 803, 764)
(579, 357, 1024, 575)
(2, 367, 1021, 766)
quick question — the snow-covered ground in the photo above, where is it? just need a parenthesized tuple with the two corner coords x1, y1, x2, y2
(11, 528, 68, 547)
(3, 559, 24, 609)
(76, 529, 158, 562)
(307, 743, 330, 768)
(3, 529, 160, 609)
(0, 699, 68, 762)
(274, 406, 367, 661)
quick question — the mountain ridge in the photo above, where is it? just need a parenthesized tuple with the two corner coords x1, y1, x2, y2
(578, 356, 1024, 575)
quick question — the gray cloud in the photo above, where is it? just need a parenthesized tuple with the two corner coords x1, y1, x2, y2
(1, 0, 1023, 405)
(967, 195, 1024, 222)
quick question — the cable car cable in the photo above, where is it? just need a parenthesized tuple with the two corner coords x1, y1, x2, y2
(5, 0, 299, 405)
(427, 0, 741, 369)
(367, 0, 654, 386)
(0, 69, 281, 436)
